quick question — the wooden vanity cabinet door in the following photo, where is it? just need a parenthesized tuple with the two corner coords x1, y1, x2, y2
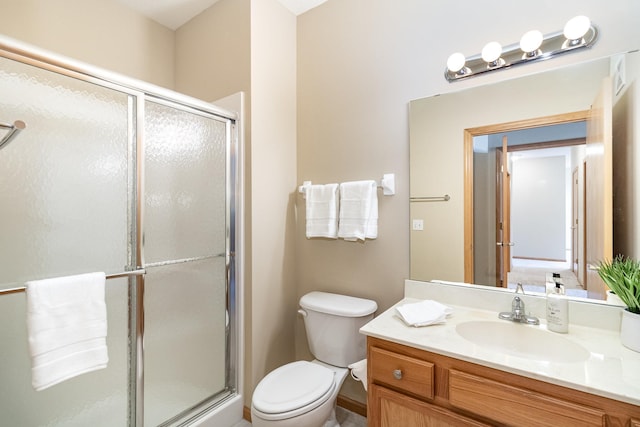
(448, 369, 607, 427)
(370, 384, 491, 427)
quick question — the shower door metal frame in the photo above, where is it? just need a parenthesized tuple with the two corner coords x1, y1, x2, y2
(0, 36, 240, 427)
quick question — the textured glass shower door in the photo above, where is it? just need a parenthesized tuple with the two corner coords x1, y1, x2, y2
(0, 39, 238, 427)
(0, 56, 133, 426)
(142, 99, 231, 426)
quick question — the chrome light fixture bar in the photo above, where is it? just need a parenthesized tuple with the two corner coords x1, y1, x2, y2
(445, 16, 598, 82)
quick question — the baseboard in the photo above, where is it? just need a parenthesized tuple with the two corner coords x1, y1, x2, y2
(337, 395, 367, 418)
(242, 394, 367, 422)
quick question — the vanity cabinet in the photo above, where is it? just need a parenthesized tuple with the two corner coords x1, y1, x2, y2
(371, 385, 490, 427)
(367, 337, 640, 427)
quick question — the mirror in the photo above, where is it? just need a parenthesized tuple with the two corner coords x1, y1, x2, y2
(409, 51, 639, 303)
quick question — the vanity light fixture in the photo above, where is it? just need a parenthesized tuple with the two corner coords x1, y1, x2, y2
(520, 30, 543, 58)
(563, 15, 592, 47)
(445, 15, 598, 82)
(446, 52, 469, 75)
(481, 42, 504, 68)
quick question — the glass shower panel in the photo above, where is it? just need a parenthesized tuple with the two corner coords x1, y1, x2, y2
(143, 259, 228, 426)
(0, 56, 131, 283)
(143, 100, 227, 264)
(0, 57, 131, 425)
(143, 100, 229, 425)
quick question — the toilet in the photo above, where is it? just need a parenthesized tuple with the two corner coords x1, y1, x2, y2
(251, 291, 377, 427)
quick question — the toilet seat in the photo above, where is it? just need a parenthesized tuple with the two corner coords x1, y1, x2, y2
(252, 361, 335, 421)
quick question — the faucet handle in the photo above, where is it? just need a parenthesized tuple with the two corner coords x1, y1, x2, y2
(512, 296, 524, 309)
(512, 296, 525, 320)
(499, 294, 540, 325)
(515, 283, 525, 294)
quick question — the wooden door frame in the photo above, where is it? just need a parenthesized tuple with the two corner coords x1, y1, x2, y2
(463, 110, 589, 283)
(572, 167, 579, 275)
(581, 162, 588, 286)
(494, 147, 503, 286)
(585, 78, 614, 299)
(494, 138, 512, 288)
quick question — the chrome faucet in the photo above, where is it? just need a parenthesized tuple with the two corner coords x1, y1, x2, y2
(498, 283, 540, 325)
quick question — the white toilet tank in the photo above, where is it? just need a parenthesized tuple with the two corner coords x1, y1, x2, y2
(299, 291, 377, 367)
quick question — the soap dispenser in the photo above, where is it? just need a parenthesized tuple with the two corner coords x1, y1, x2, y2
(546, 282, 568, 333)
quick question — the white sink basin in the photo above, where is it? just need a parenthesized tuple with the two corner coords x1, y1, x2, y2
(455, 321, 590, 363)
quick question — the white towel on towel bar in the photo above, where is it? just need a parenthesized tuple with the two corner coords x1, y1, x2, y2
(26, 272, 108, 391)
(305, 183, 339, 238)
(338, 180, 378, 241)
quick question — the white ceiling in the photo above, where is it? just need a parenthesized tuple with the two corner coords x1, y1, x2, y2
(115, 0, 328, 30)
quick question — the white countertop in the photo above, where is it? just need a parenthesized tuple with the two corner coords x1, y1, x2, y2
(360, 296, 640, 406)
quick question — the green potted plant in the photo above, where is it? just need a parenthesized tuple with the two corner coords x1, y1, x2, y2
(598, 255, 640, 352)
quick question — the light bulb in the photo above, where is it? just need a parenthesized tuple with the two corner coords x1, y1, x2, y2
(520, 30, 543, 54)
(482, 41, 502, 64)
(563, 15, 591, 41)
(447, 52, 466, 73)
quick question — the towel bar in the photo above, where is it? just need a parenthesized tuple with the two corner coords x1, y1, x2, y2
(0, 119, 26, 150)
(410, 195, 450, 202)
(299, 173, 396, 197)
(0, 268, 146, 296)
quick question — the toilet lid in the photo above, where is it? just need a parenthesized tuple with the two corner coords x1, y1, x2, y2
(252, 361, 335, 415)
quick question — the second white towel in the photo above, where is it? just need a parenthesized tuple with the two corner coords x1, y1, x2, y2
(26, 272, 108, 391)
(338, 180, 378, 241)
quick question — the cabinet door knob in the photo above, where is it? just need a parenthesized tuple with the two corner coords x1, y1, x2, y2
(393, 369, 403, 380)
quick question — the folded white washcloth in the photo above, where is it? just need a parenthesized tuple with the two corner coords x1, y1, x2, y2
(305, 183, 339, 238)
(348, 358, 368, 391)
(395, 300, 453, 327)
(338, 180, 378, 241)
(26, 272, 108, 391)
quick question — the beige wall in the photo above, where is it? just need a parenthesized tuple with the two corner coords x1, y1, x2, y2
(296, 0, 640, 404)
(1, 0, 175, 88)
(175, 0, 251, 102)
(248, 0, 298, 406)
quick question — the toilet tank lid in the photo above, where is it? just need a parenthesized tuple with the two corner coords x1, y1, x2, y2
(300, 292, 377, 317)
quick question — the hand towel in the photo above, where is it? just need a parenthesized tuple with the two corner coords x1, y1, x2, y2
(26, 272, 108, 391)
(348, 358, 368, 391)
(395, 300, 453, 327)
(305, 183, 339, 238)
(338, 180, 378, 241)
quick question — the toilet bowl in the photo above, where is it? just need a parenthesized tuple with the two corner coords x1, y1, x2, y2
(250, 292, 377, 427)
(251, 360, 347, 427)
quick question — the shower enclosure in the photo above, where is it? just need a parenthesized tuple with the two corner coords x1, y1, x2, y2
(0, 37, 241, 426)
